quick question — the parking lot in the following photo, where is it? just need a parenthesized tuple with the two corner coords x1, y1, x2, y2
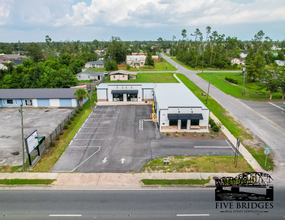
(52, 105, 236, 173)
(0, 108, 73, 166)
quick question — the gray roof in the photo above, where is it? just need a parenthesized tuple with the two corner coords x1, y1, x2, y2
(76, 70, 105, 77)
(153, 83, 208, 110)
(86, 60, 105, 65)
(0, 88, 79, 99)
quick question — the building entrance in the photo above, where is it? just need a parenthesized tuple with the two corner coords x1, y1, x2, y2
(181, 120, 187, 129)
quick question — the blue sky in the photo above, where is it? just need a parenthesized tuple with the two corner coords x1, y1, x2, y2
(0, 0, 284, 42)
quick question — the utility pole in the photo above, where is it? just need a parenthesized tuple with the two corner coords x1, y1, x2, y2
(20, 104, 25, 172)
(243, 67, 246, 94)
(206, 73, 212, 104)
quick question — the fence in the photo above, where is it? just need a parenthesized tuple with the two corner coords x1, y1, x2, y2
(31, 107, 78, 157)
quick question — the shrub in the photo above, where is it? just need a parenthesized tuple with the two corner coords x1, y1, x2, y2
(60, 131, 64, 135)
(166, 133, 170, 136)
(225, 76, 238, 85)
(175, 134, 179, 137)
(202, 133, 205, 137)
(70, 116, 74, 121)
(126, 64, 131, 70)
(63, 124, 68, 130)
(76, 110, 80, 114)
(79, 107, 83, 111)
(211, 135, 214, 138)
(49, 142, 55, 147)
(73, 113, 77, 117)
(213, 126, 220, 132)
(55, 135, 60, 140)
(67, 119, 71, 125)
(183, 134, 185, 136)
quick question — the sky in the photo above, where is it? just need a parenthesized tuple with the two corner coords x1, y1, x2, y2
(0, 0, 285, 43)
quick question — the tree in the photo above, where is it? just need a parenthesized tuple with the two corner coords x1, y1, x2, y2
(73, 88, 87, 107)
(105, 36, 128, 64)
(105, 59, 118, 71)
(26, 43, 44, 63)
(202, 26, 211, 72)
(258, 66, 280, 99)
(145, 53, 155, 68)
(45, 35, 52, 48)
(4, 45, 12, 54)
(252, 30, 265, 53)
(278, 68, 285, 99)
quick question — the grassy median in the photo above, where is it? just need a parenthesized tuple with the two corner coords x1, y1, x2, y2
(142, 156, 254, 173)
(141, 178, 210, 186)
(0, 179, 55, 185)
(176, 74, 274, 171)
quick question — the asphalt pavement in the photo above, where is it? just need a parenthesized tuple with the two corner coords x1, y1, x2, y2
(161, 53, 285, 183)
(52, 105, 235, 173)
(0, 189, 284, 220)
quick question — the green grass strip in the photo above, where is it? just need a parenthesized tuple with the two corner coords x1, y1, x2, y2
(0, 179, 56, 185)
(141, 178, 210, 185)
(176, 74, 274, 171)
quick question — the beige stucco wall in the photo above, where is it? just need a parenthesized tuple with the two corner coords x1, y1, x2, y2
(110, 74, 128, 81)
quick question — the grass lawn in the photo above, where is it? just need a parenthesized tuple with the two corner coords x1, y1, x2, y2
(141, 178, 210, 186)
(176, 74, 274, 171)
(0, 179, 56, 185)
(171, 58, 241, 72)
(104, 72, 179, 83)
(87, 68, 106, 72)
(142, 156, 254, 173)
(197, 72, 283, 101)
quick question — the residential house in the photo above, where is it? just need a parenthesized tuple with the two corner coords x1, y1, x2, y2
(98, 55, 104, 60)
(126, 55, 146, 68)
(275, 60, 285, 66)
(0, 64, 7, 70)
(85, 60, 105, 69)
(110, 70, 137, 81)
(75, 70, 105, 81)
(240, 50, 248, 58)
(227, 57, 245, 65)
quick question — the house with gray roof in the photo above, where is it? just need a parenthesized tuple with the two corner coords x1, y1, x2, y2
(0, 88, 87, 108)
(97, 83, 209, 131)
(85, 60, 105, 69)
(75, 70, 105, 81)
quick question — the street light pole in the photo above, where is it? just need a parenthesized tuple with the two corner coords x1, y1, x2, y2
(20, 104, 25, 172)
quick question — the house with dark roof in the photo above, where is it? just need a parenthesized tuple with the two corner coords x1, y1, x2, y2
(85, 60, 105, 68)
(0, 88, 87, 108)
(75, 70, 105, 81)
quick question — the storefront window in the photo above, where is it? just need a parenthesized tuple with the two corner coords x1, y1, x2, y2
(169, 120, 178, 126)
(113, 94, 123, 101)
(191, 120, 200, 126)
(127, 94, 137, 101)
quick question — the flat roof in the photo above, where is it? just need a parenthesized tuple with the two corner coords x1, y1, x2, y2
(153, 83, 208, 110)
(97, 83, 155, 89)
(0, 88, 78, 99)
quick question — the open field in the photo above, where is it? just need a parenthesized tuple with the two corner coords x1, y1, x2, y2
(142, 156, 254, 173)
(104, 72, 179, 83)
(197, 72, 283, 101)
(176, 74, 274, 171)
(171, 58, 241, 72)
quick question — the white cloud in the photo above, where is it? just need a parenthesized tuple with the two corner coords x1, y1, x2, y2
(0, 0, 12, 25)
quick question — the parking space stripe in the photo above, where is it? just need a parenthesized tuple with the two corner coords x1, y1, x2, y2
(268, 102, 285, 110)
(194, 146, 231, 148)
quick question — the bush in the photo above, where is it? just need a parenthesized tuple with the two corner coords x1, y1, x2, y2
(126, 64, 131, 70)
(49, 142, 55, 147)
(213, 126, 220, 132)
(73, 113, 77, 117)
(166, 133, 170, 136)
(63, 124, 68, 130)
(175, 134, 179, 137)
(211, 135, 214, 138)
(70, 116, 74, 121)
(55, 135, 60, 140)
(79, 107, 83, 111)
(225, 76, 238, 85)
(76, 110, 80, 114)
(60, 131, 64, 135)
(67, 120, 71, 125)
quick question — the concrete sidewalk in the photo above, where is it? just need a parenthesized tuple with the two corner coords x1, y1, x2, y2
(0, 172, 238, 188)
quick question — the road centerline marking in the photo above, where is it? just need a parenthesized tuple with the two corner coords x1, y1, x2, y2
(49, 214, 82, 217)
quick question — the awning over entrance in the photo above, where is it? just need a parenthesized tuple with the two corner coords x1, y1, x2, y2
(111, 90, 138, 94)
(167, 114, 203, 120)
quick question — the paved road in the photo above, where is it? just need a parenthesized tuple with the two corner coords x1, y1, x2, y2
(0, 189, 283, 220)
(161, 54, 285, 182)
(52, 105, 236, 173)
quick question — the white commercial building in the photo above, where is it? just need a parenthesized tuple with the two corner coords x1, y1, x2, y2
(97, 83, 209, 131)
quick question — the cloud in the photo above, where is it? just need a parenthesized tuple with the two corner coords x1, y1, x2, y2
(0, 0, 12, 25)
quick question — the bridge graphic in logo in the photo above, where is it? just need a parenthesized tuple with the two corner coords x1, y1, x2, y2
(215, 172, 274, 201)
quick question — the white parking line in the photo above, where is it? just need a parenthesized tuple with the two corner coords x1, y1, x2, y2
(71, 146, 101, 172)
(226, 140, 236, 153)
(268, 102, 285, 110)
(49, 214, 82, 217)
(194, 146, 231, 148)
(177, 214, 209, 217)
(73, 139, 104, 141)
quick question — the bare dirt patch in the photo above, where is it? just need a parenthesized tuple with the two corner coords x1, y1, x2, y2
(161, 131, 227, 140)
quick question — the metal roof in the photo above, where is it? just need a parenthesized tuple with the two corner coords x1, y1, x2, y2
(153, 83, 208, 110)
(97, 83, 155, 89)
(0, 88, 78, 99)
(76, 70, 105, 76)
